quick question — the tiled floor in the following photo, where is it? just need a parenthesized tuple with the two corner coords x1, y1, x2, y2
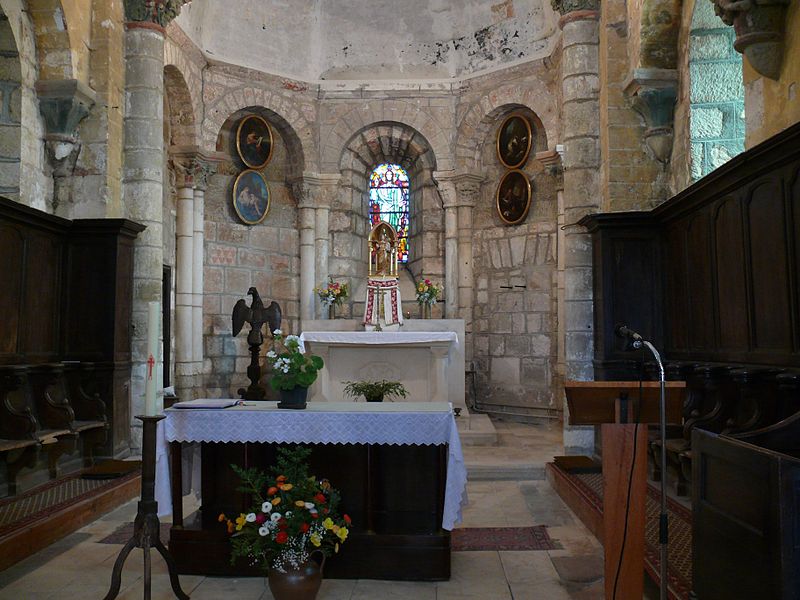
(0, 418, 611, 600)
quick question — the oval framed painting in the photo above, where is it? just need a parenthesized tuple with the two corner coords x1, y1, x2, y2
(496, 170, 532, 225)
(235, 114, 274, 169)
(232, 169, 271, 225)
(496, 113, 533, 169)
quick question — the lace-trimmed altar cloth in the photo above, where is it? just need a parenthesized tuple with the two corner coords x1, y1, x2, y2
(154, 402, 468, 531)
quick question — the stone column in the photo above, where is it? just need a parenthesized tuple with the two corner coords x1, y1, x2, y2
(192, 159, 215, 384)
(433, 176, 458, 319)
(171, 156, 194, 400)
(454, 176, 482, 334)
(554, 0, 602, 454)
(292, 173, 341, 325)
(123, 0, 187, 448)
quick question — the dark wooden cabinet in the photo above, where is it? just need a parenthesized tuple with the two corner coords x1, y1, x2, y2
(583, 121, 800, 375)
(0, 198, 144, 458)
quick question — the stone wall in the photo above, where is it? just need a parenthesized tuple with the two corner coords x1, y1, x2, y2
(202, 124, 300, 398)
(687, 0, 744, 181)
(0, 12, 20, 199)
(743, 2, 800, 147)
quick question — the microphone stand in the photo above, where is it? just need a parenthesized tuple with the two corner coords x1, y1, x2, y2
(635, 339, 669, 600)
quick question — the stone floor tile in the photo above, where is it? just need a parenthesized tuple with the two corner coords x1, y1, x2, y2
(350, 579, 436, 600)
(189, 575, 267, 599)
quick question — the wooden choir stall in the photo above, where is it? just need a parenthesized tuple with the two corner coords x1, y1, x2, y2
(155, 401, 467, 581)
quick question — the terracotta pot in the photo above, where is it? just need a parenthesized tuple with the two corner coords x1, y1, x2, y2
(267, 552, 325, 600)
(277, 386, 309, 409)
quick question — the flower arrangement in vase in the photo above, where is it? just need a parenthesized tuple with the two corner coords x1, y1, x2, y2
(415, 278, 442, 318)
(315, 277, 349, 318)
(220, 446, 351, 600)
(266, 330, 324, 409)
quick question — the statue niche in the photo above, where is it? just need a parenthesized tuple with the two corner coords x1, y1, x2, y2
(364, 221, 404, 330)
(369, 221, 398, 278)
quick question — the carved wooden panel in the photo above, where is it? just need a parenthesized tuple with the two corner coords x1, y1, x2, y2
(584, 121, 800, 373)
(0, 225, 23, 359)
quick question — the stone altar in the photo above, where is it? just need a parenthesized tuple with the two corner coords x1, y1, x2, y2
(300, 319, 466, 414)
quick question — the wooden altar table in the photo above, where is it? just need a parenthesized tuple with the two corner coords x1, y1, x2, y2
(155, 401, 467, 580)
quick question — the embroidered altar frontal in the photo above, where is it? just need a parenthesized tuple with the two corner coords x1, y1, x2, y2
(363, 277, 403, 327)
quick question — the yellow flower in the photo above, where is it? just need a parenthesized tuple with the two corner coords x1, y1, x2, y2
(295, 500, 306, 508)
(272, 497, 282, 506)
(336, 527, 348, 542)
(235, 513, 247, 531)
(279, 483, 293, 491)
(322, 517, 334, 530)
(310, 533, 322, 547)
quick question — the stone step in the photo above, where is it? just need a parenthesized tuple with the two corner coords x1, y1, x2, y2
(456, 413, 499, 446)
(466, 462, 546, 481)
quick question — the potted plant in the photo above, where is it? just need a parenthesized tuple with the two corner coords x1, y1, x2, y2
(314, 277, 349, 319)
(266, 330, 324, 409)
(415, 278, 442, 319)
(220, 446, 351, 600)
(342, 380, 408, 403)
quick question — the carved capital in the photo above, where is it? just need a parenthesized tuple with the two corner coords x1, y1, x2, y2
(712, 0, 791, 80)
(168, 146, 221, 190)
(291, 172, 341, 209)
(433, 170, 485, 209)
(624, 69, 678, 163)
(125, 0, 189, 27)
(535, 149, 565, 185)
(35, 79, 96, 144)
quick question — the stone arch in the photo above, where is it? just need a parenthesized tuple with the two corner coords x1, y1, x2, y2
(0, 0, 48, 209)
(456, 86, 555, 171)
(321, 100, 452, 173)
(26, 0, 79, 81)
(164, 64, 197, 148)
(686, 0, 745, 181)
(163, 30, 203, 147)
(202, 86, 312, 174)
(332, 121, 441, 317)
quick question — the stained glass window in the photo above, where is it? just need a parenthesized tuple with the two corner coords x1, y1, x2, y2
(369, 163, 410, 263)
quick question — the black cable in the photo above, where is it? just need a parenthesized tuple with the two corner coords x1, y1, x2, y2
(612, 347, 645, 599)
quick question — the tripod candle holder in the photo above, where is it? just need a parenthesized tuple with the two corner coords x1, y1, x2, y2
(103, 415, 189, 600)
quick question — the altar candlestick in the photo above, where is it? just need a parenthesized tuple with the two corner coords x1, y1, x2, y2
(145, 301, 160, 416)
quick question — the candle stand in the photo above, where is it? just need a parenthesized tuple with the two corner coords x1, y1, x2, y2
(103, 415, 189, 600)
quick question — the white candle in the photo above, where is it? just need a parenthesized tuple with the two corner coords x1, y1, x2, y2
(145, 301, 160, 416)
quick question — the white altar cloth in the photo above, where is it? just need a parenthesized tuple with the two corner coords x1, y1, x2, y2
(154, 401, 468, 530)
(300, 331, 458, 346)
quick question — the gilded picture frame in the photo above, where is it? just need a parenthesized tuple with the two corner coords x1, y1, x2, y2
(496, 170, 532, 225)
(496, 113, 533, 169)
(232, 169, 271, 225)
(235, 114, 274, 169)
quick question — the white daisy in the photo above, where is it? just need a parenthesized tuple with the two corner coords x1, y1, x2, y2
(245, 512, 256, 523)
(262, 501, 272, 513)
(271, 512, 282, 522)
(258, 526, 269, 537)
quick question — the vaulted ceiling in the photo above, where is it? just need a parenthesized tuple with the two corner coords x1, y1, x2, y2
(175, 0, 559, 82)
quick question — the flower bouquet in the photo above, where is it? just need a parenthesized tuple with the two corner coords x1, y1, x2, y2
(220, 446, 351, 595)
(415, 278, 442, 307)
(266, 330, 324, 408)
(315, 278, 349, 308)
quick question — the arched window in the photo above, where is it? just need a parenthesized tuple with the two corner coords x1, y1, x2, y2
(369, 163, 410, 263)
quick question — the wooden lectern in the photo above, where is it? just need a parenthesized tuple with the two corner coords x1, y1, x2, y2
(564, 381, 686, 600)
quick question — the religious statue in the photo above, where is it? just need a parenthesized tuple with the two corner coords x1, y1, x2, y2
(364, 221, 404, 329)
(369, 221, 398, 278)
(232, 287, 282, 399)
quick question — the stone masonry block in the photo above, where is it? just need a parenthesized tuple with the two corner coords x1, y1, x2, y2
(689, 62, 743, 104)
(690, 106, 724, 140)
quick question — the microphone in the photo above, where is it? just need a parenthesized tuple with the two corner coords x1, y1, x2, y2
(615, 324, 643, 342)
